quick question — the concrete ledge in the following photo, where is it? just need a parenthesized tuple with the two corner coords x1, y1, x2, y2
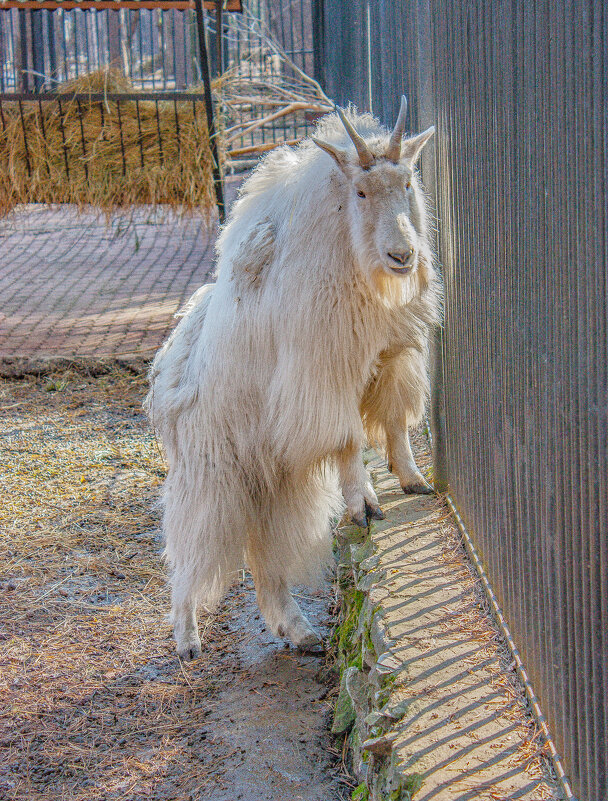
(333, 447, 562, 801)
(0, 355, 149, 378)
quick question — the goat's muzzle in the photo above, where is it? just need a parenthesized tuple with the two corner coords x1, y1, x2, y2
(387, 248, 416, 275)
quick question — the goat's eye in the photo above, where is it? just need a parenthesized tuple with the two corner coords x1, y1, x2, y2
(357, 190, 366, 198)
(405, 181, 412, 190)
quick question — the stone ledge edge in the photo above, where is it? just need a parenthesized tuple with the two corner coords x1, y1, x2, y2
(331, 514, 422, 801)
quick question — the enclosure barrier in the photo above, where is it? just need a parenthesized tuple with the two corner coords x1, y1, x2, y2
(0, 0, 320, 153)
(2, 1, 606, 797)
(0, 0, 228, 218)
(321, 2, 607, 800)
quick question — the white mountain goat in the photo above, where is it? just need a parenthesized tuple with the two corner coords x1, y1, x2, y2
(145, 98, 440, 659)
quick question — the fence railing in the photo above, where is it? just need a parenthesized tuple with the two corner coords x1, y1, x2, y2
(322, 2, 607, 800)
(428, 7, 607, 799)
(0, 89, 230, 218)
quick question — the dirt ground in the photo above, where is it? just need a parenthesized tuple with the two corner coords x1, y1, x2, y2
(0, 368, 350, 801)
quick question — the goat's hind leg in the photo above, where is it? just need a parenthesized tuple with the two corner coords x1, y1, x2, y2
(248, 535, 322, 652)
(362, 347, 434, 495)
(386, 422, 433, 495)
(170, 569, 202, 661)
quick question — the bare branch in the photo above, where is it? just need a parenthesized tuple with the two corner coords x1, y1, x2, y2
(225, 103, 330, 146)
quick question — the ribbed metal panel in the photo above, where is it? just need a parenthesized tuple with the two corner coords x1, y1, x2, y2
(322, 2, 607, 799)
(428, 4, 607, 798)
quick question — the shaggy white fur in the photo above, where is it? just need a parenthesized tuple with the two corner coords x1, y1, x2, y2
(145, 100, 441, 659)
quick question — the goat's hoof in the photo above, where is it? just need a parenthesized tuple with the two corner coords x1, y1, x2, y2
(177, 641, 202, 661)
(365, 499, 385, 521)
(295, 631, 325, 654)
(401, 478, 434, 495)
(351, 510, 368, 527)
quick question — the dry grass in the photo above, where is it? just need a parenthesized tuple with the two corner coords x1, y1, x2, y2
(0, 71, 222, 219)
(0, 8, 336, 219)
(0, 368, 239, 800)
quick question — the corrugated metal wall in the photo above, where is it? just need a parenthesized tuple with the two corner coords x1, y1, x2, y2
(323, 2, 607, 799)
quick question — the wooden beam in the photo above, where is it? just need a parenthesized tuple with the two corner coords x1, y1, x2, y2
(0, 0, 242, 11)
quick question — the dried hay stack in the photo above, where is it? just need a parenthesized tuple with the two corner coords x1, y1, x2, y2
(0, 71, 223, 219)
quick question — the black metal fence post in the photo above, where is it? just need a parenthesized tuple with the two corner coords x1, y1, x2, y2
(30, 9, 44, 91)
(194, 0, 225, 224)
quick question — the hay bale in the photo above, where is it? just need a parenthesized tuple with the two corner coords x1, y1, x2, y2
(0, 70, 224, 219)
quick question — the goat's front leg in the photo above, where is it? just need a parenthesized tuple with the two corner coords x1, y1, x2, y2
(337, 441, 385, 527)
(385, 421, 433, 495)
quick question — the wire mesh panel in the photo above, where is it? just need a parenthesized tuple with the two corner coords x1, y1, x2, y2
(0, 6, 196, 91)
(320, 0, 428, 130)
(0, 1, 321, 146)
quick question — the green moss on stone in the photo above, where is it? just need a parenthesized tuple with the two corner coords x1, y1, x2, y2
(332, 674, 356, 734)
(348, 653, 363, 671)
(405, 774, 425, 798)
(395, 773, 424, 800)
(338, 587, 365, 662)
(351, 783, 369, 801)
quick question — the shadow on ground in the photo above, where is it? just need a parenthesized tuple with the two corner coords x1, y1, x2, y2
(360, 446, 559, 801)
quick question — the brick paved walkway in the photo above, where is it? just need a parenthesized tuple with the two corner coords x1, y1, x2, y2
(0, 176, 242, 365)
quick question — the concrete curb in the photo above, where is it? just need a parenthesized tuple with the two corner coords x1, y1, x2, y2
(332, 449, 562, 801)
(0, 355, 150, 378)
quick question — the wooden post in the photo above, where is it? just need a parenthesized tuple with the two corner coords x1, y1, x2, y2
(18, 9, 29, 91)
(30, 8, 44, 90)
(46, 9, 57, 81)
(173, 9, 186, 89)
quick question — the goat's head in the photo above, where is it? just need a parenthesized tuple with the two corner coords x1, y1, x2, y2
(312, 97, 434, 282)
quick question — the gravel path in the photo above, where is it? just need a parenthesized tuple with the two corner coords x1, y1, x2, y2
(0, 177, 243, 363)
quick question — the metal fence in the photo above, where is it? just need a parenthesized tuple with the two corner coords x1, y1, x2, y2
(2, 2, 606, 797)
(429, 7, 607, 799)
(0, 1, 319, 145)
(321, 2, 606, 800)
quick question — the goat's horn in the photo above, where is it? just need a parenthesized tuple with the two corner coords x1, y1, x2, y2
(336, 106, 374, 170)
(385, 95, 408, 163)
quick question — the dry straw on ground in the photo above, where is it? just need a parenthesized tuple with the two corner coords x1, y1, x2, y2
(0, 71, 223, 219)
(0, 369, 223, 800)
(0, 367, 344, 801)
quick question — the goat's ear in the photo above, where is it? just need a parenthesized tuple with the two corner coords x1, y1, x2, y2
(401, 126, 435, 164)
(312, 137, 350, 172)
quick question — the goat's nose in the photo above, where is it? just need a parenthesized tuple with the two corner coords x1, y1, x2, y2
(387, 248, 414, 265)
